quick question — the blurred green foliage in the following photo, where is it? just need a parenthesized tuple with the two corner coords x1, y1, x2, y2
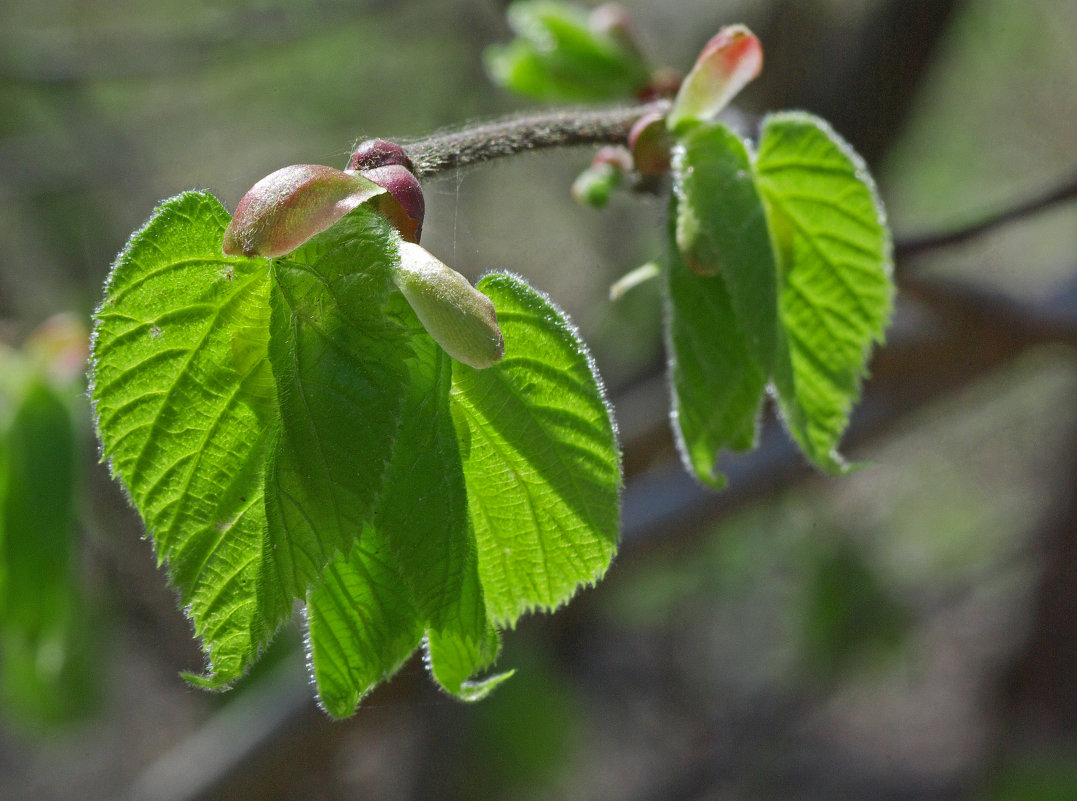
(0, 315, 96, 728)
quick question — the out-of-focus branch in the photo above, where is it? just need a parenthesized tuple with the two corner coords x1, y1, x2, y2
(895, 170, 1077, 261)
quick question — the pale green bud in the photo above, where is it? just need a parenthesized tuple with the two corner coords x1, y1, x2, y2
(394, 242, 504, 370)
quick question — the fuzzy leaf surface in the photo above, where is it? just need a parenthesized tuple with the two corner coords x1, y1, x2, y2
(306, 529, 426, 718)
(450, 273, 620, 626)
(262, 208, 409, 621)
(665, 197, 768, 489)
(91, 191, 275, 685)
(754, 112, 893, 471)
(307, 294, 503, 716)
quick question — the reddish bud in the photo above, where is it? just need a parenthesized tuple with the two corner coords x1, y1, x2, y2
(667, 25, 763, 132)
(222, 164, 384, 257)
(637, 67, 682, 102)
(628, 111, 673, 175)
(592, 145, 633, 172)
(360, 164, 426, 243)
(348, 138, 415, 173)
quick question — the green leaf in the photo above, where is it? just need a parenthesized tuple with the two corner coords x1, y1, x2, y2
(484, 1, 649, 101)
(306, 529, 425, 718)
(306, 292, 504, 715)
(93, 192, 630, 711)
(754, 112, 894, 471)
(0, 378, 77, 631)
(92, 191, 276, 685)
(369, 294, 503, 702)
(450, 273, 620, 626)
(664, 197, 768, 489)
(674, 122, 779, 374)
(0, 372, 96, 724)
(262, 206, 409, 621)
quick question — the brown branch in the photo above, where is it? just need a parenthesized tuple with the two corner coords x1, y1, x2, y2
(894, 170, 1077, 260)
(401, 100, 671, 179)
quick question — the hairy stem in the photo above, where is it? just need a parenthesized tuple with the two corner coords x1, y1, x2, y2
(402, 100, 671, 179)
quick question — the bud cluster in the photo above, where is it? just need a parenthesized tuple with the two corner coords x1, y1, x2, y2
(571, 24, 762, 208)
(223, 142, 503, 370)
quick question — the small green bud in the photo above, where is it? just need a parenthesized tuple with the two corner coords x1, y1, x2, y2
(222, 164, 384, 257)
(393, 243, 504, 370)
(572, 164, 621, 208)
(571, 146, 632, 208)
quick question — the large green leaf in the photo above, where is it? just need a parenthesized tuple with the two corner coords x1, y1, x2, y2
(674, 122, 779, 375)
(484, 1, 649, 101)
(92, 198, 625, 711)
(92, 191, 276, 685)
(450, 273, 620, 626)
(307, 293, 504, 716)
(262, 207, 409, 621)
(374, 296, 504, 700)
(754, 112, 894, 471)
(665, 196, 768, 489)
(306, 528, 425, 718)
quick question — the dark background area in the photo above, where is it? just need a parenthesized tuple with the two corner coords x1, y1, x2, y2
(2, 0, 1077, 798)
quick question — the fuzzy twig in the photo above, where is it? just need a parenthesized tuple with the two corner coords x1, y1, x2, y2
(402, 100, 671, 179)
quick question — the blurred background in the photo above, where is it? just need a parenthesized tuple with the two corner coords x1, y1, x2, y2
(2, 0, 1077, 798)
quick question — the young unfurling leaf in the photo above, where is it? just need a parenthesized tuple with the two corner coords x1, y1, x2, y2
(393, 243, 504, 370)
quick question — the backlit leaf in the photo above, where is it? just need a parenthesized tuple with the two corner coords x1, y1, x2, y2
(450, 273, 620, 625)
(92, 191, 276, 685)
(754, 112, 893, 471)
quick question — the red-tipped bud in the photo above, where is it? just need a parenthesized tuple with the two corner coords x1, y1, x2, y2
(360, 164, 426, 243)
(667, 25, 763, 133)
(348, 138, 415, 173)
(592, 145, 634, 172)
(628, 111, 673, 175)
(222, 164, 384, 257)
